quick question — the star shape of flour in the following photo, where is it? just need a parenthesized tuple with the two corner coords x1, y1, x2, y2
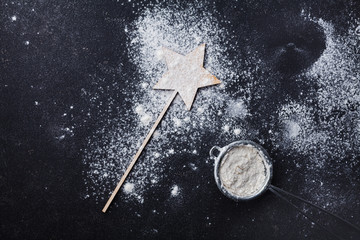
(154, 44, 221, 110)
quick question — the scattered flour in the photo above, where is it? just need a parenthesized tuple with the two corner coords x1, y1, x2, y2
(189, 163, 198, 171)
(284, 120, 301, 139)
(123, 182, 135, 194)
(233, 128, 241, 136)
(222, 125, 230, 133)
(170, 185, 180, 197)
(135, 104, 153, 126)
(82, 3, 244, 204)
(270, 15, 360, 172)
(82, 4, 360, 209)
(227, 99, 248, 118)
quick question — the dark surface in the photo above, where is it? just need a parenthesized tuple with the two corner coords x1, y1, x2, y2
(1, 0, 360, 239)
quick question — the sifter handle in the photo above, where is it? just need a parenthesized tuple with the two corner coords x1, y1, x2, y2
(209, 146, 222, 158)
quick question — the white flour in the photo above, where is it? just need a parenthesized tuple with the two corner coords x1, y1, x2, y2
(170, 185, 180, 197)
(82, 3, 244, 204)
(219, 145, 270, 198)
(81, 3, 360, 211)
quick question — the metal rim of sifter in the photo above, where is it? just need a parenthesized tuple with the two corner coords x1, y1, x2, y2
(209, 140, 273, 201)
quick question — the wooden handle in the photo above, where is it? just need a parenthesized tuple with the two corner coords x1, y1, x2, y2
(102, 91, 178, 212)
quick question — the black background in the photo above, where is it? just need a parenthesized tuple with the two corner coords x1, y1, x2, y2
(1, 0, 360, 239)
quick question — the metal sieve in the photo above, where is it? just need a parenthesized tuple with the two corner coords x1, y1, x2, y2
(209, 140, 360, 239)
(209, 140, 273, 201)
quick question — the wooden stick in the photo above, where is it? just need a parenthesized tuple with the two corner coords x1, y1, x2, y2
(102, 91, 178, 212)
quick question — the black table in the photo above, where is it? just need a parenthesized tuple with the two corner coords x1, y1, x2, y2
(1, 1, 360, 239)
